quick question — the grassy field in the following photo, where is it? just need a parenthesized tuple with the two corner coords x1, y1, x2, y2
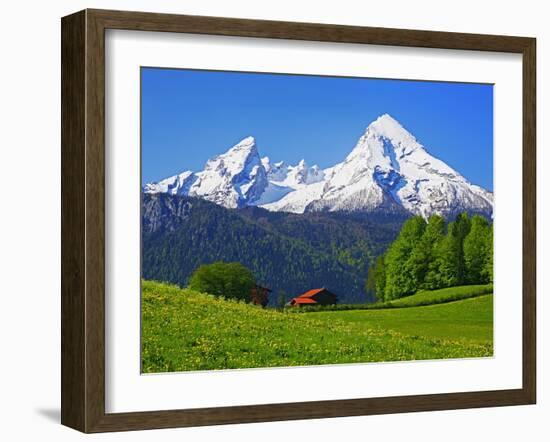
(142, 280, 493, 373)
(287, 284, 493, 312)
(382, 285, 493, 308)
(309, 295, 493, 343)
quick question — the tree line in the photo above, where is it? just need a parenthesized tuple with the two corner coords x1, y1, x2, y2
(143, 193, 402, 304)
(366, 213, 493, 302)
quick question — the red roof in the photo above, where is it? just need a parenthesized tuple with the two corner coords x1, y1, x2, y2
(297, 288, 325, 299)
(291, 297, 317, 305)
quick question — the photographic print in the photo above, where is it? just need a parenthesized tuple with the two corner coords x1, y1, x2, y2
(140, 68, 494, 374)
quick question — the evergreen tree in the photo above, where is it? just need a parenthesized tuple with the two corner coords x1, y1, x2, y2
(481, 224, 494, 283)
(374, 256, 387, 301)
(366, 255, 386, 301)
(365, 262, 376, 299)
(429, 213, 471, 288)
(276, 290, 287, 310)
(464, 215, 490, 283)
(408, 214, 446, 290)
(384, 216, 426, 300)
(454, 212, 472, 284)
(432, 221, 460, 288)
(143, 193, 403, 304)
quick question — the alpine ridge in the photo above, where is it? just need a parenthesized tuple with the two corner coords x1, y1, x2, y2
(144, 114, 493, 219)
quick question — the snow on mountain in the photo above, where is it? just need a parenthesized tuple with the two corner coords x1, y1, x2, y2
(144, 136, 268, 208)
(261, 157, 288, 182)
(263, 114, 492, 218)
(144, 114, 493, 219)
(285, 160, 325, 186)
(262, 157, 325, 187)
(260, 180, 327, 213)
(143, 170, 197, 195)
(188, 136, 268, 208)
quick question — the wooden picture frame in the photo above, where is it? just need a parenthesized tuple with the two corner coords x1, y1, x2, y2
(61, 8, 536, 433)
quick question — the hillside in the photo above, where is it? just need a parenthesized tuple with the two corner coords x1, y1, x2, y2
(141, 280, 493, 373)
(381, 284, 493, 308)
(310, 295, 493, 344)
(142, 193, 405, 303)
(288, 284, 493, 312)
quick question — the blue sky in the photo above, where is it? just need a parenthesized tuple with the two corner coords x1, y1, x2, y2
(141, 68, 493, 191)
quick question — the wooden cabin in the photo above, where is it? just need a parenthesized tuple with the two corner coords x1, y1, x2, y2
(250, 284, 272, 307)
(289, 288, 337, 307)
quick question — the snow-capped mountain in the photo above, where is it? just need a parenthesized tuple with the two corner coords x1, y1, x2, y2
(144, 114, 493, 219)
(262, 157, 325, 187)
(143, 170, 196, 196)
(145, 136, 268, 208)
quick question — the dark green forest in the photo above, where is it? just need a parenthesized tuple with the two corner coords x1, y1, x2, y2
(366, 213, 493, 302)
(142, 193, 405, 303)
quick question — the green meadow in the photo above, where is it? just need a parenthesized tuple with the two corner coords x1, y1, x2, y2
(141, 280, 493, 373)
(309, 295, 493, 344)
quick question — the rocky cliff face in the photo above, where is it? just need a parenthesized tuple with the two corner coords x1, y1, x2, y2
(142, 193, 193, 235)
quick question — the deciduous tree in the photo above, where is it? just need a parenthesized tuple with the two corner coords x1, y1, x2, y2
(188, 261, 255, 301)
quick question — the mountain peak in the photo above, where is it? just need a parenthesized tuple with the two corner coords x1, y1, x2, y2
(366, 114, 416, 145)
(376, 113, 399, 124)
(206, 136, 259, 169)
(235, 135, 255, 146)
(225, 136, 257, 155)
(187, 135, 267, 208)
(145, 122, 493, 219)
